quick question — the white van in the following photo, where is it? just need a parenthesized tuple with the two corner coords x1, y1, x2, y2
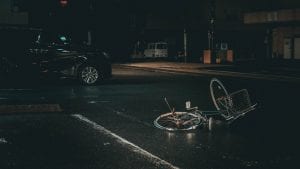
(144, 42, 168, 58)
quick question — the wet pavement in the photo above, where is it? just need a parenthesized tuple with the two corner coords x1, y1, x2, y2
(0, 66, 299, 169)
(0, 114, 170, 169)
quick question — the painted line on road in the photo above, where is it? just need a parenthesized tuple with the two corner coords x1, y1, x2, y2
(72, 114, 180, 169)
(0, 104, 63, 114)
(0, 89, 33, 91)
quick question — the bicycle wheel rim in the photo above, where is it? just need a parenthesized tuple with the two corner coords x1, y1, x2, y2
(210, 78, 229, 111)
(154, 112, 203, 131)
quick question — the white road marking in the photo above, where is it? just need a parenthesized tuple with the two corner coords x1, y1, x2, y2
(0, 89, 33, 91)
(72, 114, 180, 169)
(0, 104, 62, 113)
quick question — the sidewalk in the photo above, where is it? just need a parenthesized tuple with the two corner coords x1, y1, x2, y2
(115, 61, 300, 83)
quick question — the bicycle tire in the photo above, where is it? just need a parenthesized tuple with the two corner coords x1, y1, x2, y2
(210, 78, 229, 111)
(154, 111, 203, 131)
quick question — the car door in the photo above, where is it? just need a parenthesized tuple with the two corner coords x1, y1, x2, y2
(38, 34, 80, 76)
(50, 35, 84, 77)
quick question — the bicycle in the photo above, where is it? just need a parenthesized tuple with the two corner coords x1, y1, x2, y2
(153, 98, 216, 131)
(154, 78, 257, 131)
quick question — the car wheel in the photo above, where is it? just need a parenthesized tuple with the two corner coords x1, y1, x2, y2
(78, 65, 102, 85)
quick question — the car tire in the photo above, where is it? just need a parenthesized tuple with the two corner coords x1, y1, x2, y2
(78, 65, 102, 85)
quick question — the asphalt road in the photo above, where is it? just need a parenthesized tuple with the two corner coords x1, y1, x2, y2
(0, 66, 299, 169)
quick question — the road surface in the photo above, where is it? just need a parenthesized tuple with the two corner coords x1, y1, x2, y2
(0, 66, 299, 169)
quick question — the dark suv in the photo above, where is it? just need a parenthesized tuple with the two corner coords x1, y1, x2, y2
(0, 27, 112, 85)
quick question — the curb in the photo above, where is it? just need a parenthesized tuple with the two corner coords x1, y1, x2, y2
(115, 64, 300, 83)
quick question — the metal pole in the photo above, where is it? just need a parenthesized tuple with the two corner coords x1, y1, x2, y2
(209, 0, 216, 63)
(87, 30, 92, 45)
(184, 28, 187, 63)
(208, 31, 211, 50)
(87, 0, 94, 46)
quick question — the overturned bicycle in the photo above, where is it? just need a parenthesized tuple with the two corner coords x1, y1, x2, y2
(154, 78, 257, 131)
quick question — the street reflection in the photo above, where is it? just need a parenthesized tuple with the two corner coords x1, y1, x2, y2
(166, 132, 175, 142)
(185, 132, 196, 144)
(164, 132, 197, 145)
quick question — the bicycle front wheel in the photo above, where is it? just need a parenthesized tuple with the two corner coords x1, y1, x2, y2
(154, 112, 203, 131)
(210, 78, 229, 111)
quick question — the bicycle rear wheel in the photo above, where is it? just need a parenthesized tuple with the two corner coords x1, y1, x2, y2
(154, 112, 203, 131)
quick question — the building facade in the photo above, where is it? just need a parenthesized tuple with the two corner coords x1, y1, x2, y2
(245, 8, 300, 60)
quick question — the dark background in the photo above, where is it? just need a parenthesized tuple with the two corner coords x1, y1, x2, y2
(5, 0, 300, 62)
